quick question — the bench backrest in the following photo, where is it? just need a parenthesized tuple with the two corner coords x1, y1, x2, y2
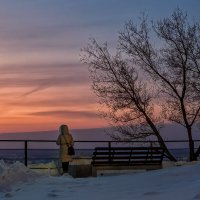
(91, 147, 164, 167)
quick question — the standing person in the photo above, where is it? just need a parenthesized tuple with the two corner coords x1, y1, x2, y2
(56, 124, 74, 174)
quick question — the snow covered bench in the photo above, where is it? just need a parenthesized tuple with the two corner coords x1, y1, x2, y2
(91, 147, 165, 171)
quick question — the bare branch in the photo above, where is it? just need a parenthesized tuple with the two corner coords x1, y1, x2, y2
(81, 8, 200, 161)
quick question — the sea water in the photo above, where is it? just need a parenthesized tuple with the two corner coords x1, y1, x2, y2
(0, 148, 193, 164)
(0, 149, 93, 164)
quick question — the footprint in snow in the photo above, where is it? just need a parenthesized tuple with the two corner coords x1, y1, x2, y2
(194, 193, 200, 199)
(143, 191, 160, 196)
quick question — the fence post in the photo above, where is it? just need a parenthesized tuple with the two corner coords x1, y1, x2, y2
(108, 141, 111, 163)
(150, 141, 153, 160)
(108, 141, 111, 149)
(24, 140, 28, 166)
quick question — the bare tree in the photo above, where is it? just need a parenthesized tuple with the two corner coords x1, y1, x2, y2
(82, 9, 200, 161)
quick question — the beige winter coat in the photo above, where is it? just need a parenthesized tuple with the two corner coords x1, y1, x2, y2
(56, 133, 74, 162)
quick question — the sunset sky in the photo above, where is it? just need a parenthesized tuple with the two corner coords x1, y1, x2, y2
(0, 0, 199, 133)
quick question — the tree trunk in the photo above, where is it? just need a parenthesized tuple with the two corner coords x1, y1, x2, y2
(156, 132, 177, 161)
(187, 126, 197, 161)
(144, 115, 177, 161)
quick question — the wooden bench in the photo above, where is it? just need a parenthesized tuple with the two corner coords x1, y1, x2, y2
(91, 147, 165, 170)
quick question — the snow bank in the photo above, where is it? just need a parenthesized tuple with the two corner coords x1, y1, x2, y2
(28, 161, 59, 176)
(71, 157, 91, 165)
(0, 160, 43, 192)
(1, 160, 200, 200)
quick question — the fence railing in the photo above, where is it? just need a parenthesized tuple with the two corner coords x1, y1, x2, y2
(0, 139, 200, 166)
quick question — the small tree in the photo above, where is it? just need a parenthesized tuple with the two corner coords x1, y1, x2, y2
(82, 9, 200, 161)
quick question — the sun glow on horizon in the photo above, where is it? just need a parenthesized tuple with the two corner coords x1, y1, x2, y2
(0, 0, 198, 133)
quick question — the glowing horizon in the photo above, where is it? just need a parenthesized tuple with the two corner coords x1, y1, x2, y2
(0, 0, 199, 133)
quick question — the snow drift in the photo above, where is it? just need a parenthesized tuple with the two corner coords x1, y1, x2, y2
(0, 160, 42, 192)
(0, 160, 200, 200)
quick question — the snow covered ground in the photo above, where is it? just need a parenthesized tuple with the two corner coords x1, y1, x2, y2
(0, 160, 200, 200)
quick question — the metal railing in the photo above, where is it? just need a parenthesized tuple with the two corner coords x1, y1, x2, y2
(0, 139, 200, 166)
